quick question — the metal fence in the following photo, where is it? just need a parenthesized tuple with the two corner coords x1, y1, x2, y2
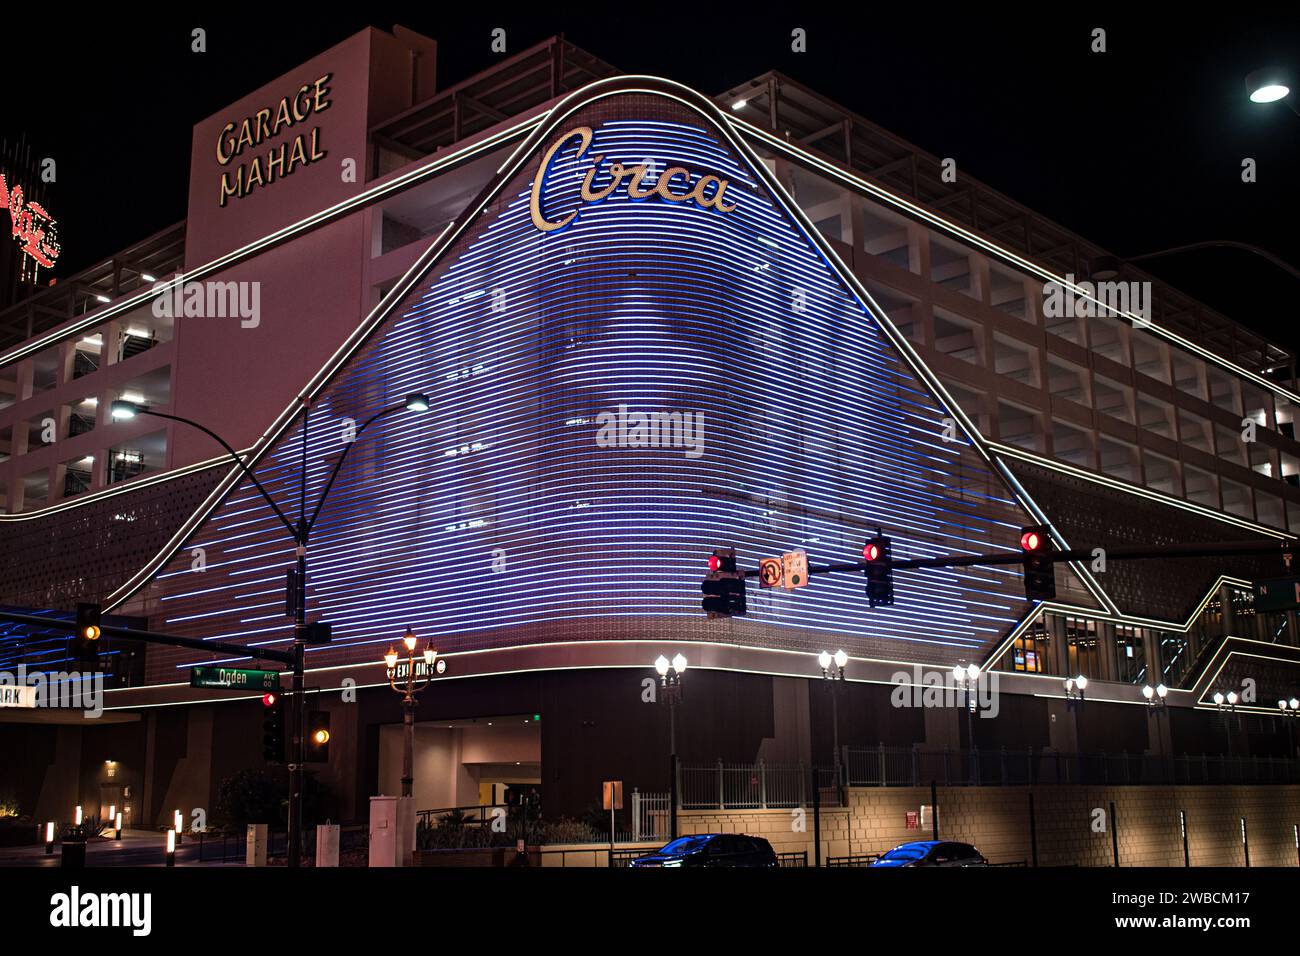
(196, 824, 367, 864)
(632, 789, 671, 842)
(843, 745, 1300, 788)
(679, 760, 842, 809)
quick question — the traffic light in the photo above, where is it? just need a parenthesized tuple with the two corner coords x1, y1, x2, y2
(303, 622, 332, 645)
(864, 537, 893, 607)
(262, 692, 286, 762)
(73, 602, 102, 662)
(701, 548, 747, 616)
(305, 710, 330, 762)
(1020, 525, 1056, 602)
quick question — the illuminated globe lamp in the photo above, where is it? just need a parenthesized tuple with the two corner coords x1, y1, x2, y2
(1064, 674, 1087, 707)
(1142, 683, 1168, 709)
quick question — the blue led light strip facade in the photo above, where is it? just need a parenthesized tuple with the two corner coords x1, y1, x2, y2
(145, 93, 1039, 683)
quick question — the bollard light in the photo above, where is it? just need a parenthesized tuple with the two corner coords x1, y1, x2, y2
(45, 821, 55, 855)
(166, 829, 176, 867)
(174, 809, 184, 844)
(74, 805, 82, 826)
(115, 812, 123, 840)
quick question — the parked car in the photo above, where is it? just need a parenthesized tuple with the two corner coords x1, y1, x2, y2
(628, 833, 779, 868)
(870, 840, 988, 867)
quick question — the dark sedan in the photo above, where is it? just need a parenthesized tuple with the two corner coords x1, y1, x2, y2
(628, 833, 778, 868)
(870, 840, 988, 867)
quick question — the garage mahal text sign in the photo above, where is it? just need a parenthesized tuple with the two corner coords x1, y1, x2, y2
(215, 73, 333, 207)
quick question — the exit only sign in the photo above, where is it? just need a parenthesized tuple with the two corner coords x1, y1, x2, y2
(189, 666, 282, 691)
(1253, 578, 1300, 613)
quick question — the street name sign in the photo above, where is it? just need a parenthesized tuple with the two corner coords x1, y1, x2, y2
(189, 666, 282, 691)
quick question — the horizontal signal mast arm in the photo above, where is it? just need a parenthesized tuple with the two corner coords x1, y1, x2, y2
(736, 539, 1295, 578)
(0, 609, 294, 666)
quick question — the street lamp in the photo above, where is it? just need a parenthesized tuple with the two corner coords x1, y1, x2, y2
(953, 663, 981, 781)
(818, 650, 848, 798)
(1213, 689, 1239, 758)
(1064, 675, 1087, 704)
(110, 390, 432, 867)
(385, 626, 440, 799)
(655, 653, 687, 756)
(1246, 67, 1297, 113)
(1278, 697, 1298, 758)
(1142, 683, 1169, 707)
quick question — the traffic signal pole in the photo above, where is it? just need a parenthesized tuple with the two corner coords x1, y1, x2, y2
(0, 609, 294, 666)
(731, 538, 1297, 580)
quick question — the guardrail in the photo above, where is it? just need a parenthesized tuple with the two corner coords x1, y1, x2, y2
(843, 745, 1300, 787)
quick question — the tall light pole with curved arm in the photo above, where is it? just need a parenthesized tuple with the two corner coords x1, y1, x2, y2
(111, 390, 431, 867)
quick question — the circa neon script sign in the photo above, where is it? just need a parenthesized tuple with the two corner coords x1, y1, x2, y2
(529, 126, 737, 232)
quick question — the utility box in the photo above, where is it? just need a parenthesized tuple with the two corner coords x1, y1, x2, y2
(246, 823, 268, 867)
(316, 823, 340, 867)
(369, 796, 403, 867)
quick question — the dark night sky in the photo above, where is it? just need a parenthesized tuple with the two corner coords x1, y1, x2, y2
(6, 5, 1300, 353)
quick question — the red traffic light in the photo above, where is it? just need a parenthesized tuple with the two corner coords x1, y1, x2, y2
(708, 554, 721, 572)
(262, 692, 278, 707)
(1020, 530, 1043, 552)
(864, 542, 881, 562)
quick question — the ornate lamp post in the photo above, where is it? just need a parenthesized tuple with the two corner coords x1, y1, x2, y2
(385, 627, 441, 798)
(1278, 697, 1299, 758)
(819, 650, 848, 794)
(1212, 690, 1239, 759)
(654, 653, 687, 756)
(1064, 675, 1088, 708)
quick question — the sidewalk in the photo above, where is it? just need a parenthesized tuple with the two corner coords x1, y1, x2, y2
(0, 829, 245, 867)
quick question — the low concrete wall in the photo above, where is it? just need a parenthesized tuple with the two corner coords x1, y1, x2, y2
(677, 806, 851, 859)
(846, 784, 1300, 866)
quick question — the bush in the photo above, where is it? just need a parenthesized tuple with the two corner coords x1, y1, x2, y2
(216, 768, 284, 827)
